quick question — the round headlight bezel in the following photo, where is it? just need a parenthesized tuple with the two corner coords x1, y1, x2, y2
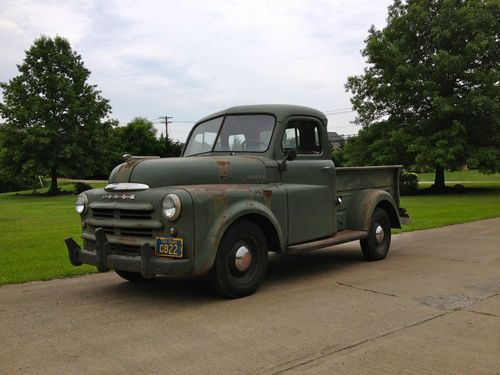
(75, 193, 88, 215)
(162, 193, 181, 221)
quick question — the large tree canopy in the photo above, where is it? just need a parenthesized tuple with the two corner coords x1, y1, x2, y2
(110, 117, 184, 167)
(346, 0, 499, 188)
(342, 119, 416, 167)
(0, 36, 112, 193)
(113, 117, 163, 157)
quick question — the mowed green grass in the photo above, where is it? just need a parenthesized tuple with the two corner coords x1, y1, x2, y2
(418, 169, 500, 182)
(0, 194, 95, 285)
(398, 170, 500, 232)
(0, 174, 499, 285)
(397, 187, 500, 232)
(0, 182, 106, 285)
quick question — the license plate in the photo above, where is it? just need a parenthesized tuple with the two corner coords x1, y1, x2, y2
(155, 237, 183, 258)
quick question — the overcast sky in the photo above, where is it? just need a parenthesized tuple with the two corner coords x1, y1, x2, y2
(0, 0, 392, 142)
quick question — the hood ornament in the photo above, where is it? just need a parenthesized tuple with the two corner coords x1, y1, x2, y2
(122, 154, 160, 165)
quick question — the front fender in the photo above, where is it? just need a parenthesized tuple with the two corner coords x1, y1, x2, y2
(184, 185, 287, 274)
(347, 189, 401, 231)
(201, 200, 284, 272)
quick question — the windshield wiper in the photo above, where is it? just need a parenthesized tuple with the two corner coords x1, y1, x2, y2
(186, 151, 213, 157)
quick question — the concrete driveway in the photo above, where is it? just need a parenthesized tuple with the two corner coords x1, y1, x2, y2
(1, 218, 499, 374)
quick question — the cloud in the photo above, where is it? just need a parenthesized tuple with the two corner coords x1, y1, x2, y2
(0, 0, 391, 141)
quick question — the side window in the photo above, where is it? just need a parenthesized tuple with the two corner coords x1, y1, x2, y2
(281, 121, 322, 154)
(282, 128, 297, 149)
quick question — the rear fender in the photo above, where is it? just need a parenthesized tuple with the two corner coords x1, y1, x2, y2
(347, 189, 401, 231)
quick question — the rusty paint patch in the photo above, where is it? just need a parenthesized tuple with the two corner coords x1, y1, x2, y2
(212, 194, 227, 212)
(207, 189, 228, 222)
(216, 160, 231, 178)
(263, 189, 272, 208)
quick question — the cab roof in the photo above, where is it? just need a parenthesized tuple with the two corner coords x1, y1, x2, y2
(196, 104, 328, 125)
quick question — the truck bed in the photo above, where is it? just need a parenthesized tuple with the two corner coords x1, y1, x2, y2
(335, 165, 401, 231)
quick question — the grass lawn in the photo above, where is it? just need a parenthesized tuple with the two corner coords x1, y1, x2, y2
(0, 181, 105, 285)
(0, 194, 95, 285)
(418, 169, 500, 182)
(397, 187, 500, 232)
(399, 170, 500, 232)
(0, 174, 499, 286)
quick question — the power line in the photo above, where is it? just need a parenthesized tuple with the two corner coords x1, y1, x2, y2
(323, 107, 353, 113)
(154, 110, 353, 125)
(333, 125, 362, 129)
(324, 110, 355, 116)
(153, 119, 196, 124)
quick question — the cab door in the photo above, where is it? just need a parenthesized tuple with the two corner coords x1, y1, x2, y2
(279, 117, 337, 245)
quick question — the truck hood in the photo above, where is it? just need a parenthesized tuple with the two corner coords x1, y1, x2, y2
(109, 156, 269, 188)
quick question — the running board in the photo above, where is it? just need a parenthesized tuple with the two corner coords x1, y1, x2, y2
(286, 230, 368, 254)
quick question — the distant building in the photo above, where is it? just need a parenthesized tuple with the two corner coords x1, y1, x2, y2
(328, 131, 343, 150)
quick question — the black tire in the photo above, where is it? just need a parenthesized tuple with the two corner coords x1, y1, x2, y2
(360, 208, 391, 261)
(209, 220, 268, 298)
(115, 269, 148, 282)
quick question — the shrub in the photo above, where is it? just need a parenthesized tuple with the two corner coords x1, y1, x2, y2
(399, 170, 419, 195)
(0, 169, 40, 193)
(331, 149, 344, 167)
(74, 182, 93, 194)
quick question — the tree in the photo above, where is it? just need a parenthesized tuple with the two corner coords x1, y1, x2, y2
(346, 0, 499, 189)
(113, 117, 162, 157)
(0, 36, 111, 194)
(111, 117, 184, 166)
(342, 120, 416, 167)
(159, 134, 184, 157)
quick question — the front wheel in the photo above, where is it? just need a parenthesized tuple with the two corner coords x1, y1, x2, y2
(209, 220, 268, 298)
(360, 208, 391, 261)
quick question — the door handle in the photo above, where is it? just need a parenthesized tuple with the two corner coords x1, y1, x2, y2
(321, 166, 334, 173)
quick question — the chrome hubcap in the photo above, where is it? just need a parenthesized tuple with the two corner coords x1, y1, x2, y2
(235, 246, 252, 272)
(375, 225, 385, 244)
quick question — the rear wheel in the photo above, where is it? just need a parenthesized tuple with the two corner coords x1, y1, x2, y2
(209, 220, 268, 298)
(115, 270, 148, 282)
(360, 208, 391, 261)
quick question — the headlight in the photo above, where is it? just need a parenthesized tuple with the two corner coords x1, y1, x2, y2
(162, 193, 181, 220)
(75, 193, 88, 215)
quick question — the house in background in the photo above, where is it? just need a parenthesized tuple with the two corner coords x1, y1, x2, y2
(328, 131, 343, 150)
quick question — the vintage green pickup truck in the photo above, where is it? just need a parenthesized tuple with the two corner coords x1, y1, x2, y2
(66, 105, 405, 298)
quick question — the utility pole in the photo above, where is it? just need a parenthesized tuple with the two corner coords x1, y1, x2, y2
(163, 116, 172, 139)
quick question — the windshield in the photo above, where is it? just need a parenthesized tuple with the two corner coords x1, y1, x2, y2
(184, 114, 275, 156)
(183, 117, 223, 156)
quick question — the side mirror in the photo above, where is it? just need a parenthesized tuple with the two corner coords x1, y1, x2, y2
(279, 148, 297, 171)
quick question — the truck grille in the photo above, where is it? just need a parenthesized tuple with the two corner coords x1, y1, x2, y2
(83, 201, 161, 255)
(92, 208, 114, 219)
(120, 228, 153, 237)
(92, 208, 152, 221)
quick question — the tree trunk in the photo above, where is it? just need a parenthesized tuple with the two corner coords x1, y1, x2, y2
(434, 164, 445, 190)
(49, 166, 58, 194)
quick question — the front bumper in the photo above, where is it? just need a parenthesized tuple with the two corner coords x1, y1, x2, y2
(65, 228, 192, 278)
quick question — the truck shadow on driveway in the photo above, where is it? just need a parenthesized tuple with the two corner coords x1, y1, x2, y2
(98, 246, 367, 303)
(265, 248, 364, 285)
